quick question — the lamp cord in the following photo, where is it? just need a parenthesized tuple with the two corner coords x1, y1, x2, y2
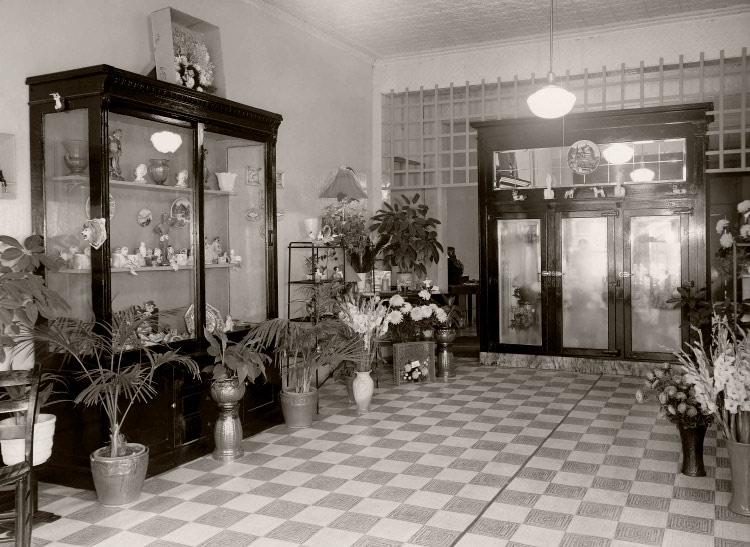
(549, 0, 554, 74)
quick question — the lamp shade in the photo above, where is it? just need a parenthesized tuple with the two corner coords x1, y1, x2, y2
(602, 143, 634, 165)
(630, 166, 655, 182)
(527, 74, 576, 119)
(319, 166, 367, 200)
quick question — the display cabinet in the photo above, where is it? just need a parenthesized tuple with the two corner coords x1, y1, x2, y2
(27, 65, 283, 487)
(473, 104, 712, 362)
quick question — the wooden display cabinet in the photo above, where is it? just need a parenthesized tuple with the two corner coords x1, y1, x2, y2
(27, 65, 283, 488)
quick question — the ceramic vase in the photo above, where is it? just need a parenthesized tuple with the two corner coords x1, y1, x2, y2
(727, 439, 750, 515)
(352, 370, 374, 414)
(149, 158, 170, 185)
(677, 423, 707, 477)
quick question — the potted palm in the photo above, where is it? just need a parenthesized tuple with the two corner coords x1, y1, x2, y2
(202, 327, 268, 461)
(369, 193, 443, 290)
(248, 318, 363, 427)
(33, 312, 200, 506)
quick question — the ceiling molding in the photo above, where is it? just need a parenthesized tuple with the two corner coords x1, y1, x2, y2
(370, 4, 750, 65)
(243, 0, 376, 64)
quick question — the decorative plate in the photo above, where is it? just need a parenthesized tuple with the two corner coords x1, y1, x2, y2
(567, 140, 601, 175)
(184, 303, 222, 337)
(85, 194, 115, 219)
(244, 208, 262, 222)
(170, 197, 191, 227)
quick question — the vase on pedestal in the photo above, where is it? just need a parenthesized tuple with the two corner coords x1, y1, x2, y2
(352, 370, 374, 414)
(677, 424, 707, 477)
(210, 378, 246, 462)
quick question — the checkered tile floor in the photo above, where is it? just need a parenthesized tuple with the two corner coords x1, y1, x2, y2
(29, 359, 750, 546)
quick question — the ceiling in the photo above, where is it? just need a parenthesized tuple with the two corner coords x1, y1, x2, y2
(251, 0, 748, 60)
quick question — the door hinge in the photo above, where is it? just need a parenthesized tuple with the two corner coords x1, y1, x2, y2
(671, 206, 693, 215)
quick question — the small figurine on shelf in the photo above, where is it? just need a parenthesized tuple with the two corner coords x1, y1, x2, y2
(154, 212, 170, 263)
(332, 266, 343, 280)
(314, 268, 324, 282)
(133, 163, 148, 183)
(175, 169, 189, 188)
(143, 300, 159, 333)
(108, 128, 124, 181)
(152, 247, 162, 266)
(544, 174, 555, 200)
(229, 249, 242, 267)
(224, 315, 235, 333)
(138, 241, 148, 258)
(210, 236, 222, 264)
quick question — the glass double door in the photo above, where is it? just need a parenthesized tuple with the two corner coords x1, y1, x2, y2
(495, 204, 688, 359)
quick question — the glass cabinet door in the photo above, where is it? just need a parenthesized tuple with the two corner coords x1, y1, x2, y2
(42, 108, 94, 321)
(202, 129, 269, 327)
(559, 214, 612, 351)
(624, 210, 684, 357)
(496, 217, 543, 347)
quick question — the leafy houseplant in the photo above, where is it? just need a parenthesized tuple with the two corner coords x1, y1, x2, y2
(370, 193, 443, 279)
(321, 200, 375, 273)
(1, 235, 69, 363)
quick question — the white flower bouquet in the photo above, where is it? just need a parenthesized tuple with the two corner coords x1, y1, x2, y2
(715, 199, 750, 275)
(676, 314, 750, 443)
(338, 293, 394, 372)
(401, 360, 429, 383)
(387, 290, 447, 343)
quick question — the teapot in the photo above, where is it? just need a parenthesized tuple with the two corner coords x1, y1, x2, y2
(215, 172, 237, 192)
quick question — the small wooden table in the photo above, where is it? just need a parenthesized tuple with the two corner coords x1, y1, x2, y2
(448, 283, 480, 325)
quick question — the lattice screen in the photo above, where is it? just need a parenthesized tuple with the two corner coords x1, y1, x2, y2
(382, 48, 749, 190)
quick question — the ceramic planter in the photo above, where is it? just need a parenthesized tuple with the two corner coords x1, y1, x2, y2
(90, 443, 149, 506)
(280, 389, 318, 428)
(0, 413, 56, 466)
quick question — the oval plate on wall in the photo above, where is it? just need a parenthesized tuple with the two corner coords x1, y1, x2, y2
(567, 140, 601, 175)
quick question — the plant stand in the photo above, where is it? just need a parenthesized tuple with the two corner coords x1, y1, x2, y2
(435, 327, 457, 380)
(210, 379, 246, 462)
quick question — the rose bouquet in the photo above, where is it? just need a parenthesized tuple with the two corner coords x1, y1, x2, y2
(401, 360, 429, 383)
(387, 291, 447, 343)
(676, 315, 750, 443)
(635, 362, 713, 428)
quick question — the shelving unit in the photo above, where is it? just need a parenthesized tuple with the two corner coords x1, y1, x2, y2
(287, 241, 346, 323)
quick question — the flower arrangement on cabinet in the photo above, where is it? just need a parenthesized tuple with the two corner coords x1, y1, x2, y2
(635, 362, 713, 429)
(338, 292, 394, 372)
(387, 291, 447, 343)
(715, 199, 750, 276)
(172, 24, 216, 93)
(675, 315, 750, 443)
(400, 359, 429, 383)
(509, 285, 538, 331)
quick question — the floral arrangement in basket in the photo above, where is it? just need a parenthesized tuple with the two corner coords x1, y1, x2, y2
(400, 359, 429, 383)
(715, 199, 750, 276)
(675, 315, 750, 443)
(338, 292, 395, 372)
(387, 291, 447, 343)
(172, 24, 216, 93)
(635, 362, 713, 428)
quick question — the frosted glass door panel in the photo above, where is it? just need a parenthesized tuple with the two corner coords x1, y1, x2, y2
(630, 216, 681, 353)
(561, 217, 608, 349)
(497, 219, 542, 346)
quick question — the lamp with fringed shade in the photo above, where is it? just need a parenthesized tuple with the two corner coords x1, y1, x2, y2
(319, 166, 367, 201)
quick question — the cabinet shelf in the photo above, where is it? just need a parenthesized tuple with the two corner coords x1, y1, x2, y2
(57, 263, 235, 274)
(49, 176, 235, 197)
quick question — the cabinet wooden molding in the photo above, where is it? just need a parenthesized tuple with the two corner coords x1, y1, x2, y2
(472, 104, 712, 362)
(27, 65, 283, 488)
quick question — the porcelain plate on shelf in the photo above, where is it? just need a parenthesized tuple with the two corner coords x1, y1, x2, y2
(567, 140, 601, 175)
(170, 197, 191, 227)
(184, 303, 222, 337)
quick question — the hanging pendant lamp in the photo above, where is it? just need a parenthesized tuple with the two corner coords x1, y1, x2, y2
(527, 0, 575, 119)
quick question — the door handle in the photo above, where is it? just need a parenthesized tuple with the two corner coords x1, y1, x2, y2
(618, 271, 631, 278)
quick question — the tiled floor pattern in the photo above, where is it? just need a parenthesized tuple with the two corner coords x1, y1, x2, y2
(28, 359, 750, 546)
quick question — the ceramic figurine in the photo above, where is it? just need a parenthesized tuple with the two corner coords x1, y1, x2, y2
(154, 213, 170, 263)
(108, 128, 124, 181)
(332, 266, 344, 280)
(134, 163, 148, 183)
(81, 218, 107, 250)
(210, 237, 222, 264)
(152, 248, 162, 265)
(175, 169, 189, 188)
(224, 315, 235, 333)
(614, 182, 626, 197)
(143, 300, 159, 333)
(672, 184, 687, 194)
(139, 242, 147, 257)
(314, 268, 323, 282)
(592, 186, 605, 198)
(512, 190, 526, 201)
(564, 188, 575, 199)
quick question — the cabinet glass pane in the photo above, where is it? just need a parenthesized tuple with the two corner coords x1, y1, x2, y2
(561, 217, 608, 349)
(204, 131, 267, 324)
(43, 109, 93, 321)
(107, 113, 196, 340)
(630, 216, 681, 352)
(497, 219, 541, 345)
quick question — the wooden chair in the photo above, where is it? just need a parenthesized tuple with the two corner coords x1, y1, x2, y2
(0, 360, 43, 546)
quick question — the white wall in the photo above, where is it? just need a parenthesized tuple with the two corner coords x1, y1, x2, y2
(0, 0, 373, 315)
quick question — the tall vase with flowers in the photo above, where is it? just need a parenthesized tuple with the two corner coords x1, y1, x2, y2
(635, 362, 713, 477)
(676, 315, 750, 515)
(337, 293, 394, 413)
(715, 200, 750, 279)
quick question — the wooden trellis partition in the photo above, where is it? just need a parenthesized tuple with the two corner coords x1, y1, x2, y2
(382, 48, 749, 190)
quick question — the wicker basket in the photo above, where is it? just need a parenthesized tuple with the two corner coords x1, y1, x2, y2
(392, 341, 436, 385)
